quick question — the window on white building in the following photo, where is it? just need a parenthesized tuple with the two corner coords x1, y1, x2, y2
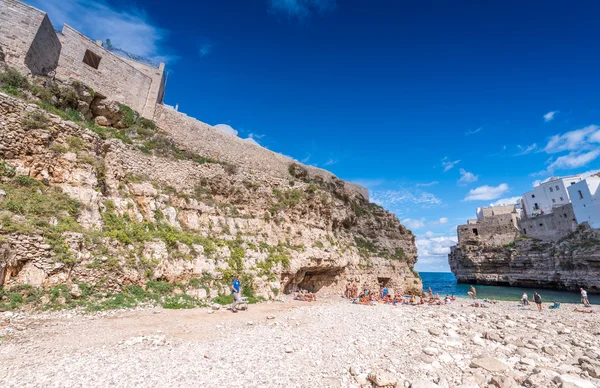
(532, 194, 535, 198)
(552, 199, 556, 203)
(578, 190, 584, 199)
(556, 185, 559, 190)
(549, 187, 553, 193)
(560, 197, 564, 201)
(534, 203, 539, 210)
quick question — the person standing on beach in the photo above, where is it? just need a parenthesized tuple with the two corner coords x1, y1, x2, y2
(581, 288, 591, 307)
(533, 292, 542, 312)
(467, 285, 477, 299)
(522, 292, 529, 305)
(231, 274, 241, 313)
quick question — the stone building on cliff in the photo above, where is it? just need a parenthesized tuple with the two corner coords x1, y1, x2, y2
(0, 0, 166, 119)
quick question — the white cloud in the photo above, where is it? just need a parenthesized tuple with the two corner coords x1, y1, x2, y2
(300, 154, 311, 163)
(457, 168, 478, 185)
(490, 196, 521, 206)
(547, 150, 600, 171)
(544, 125, 600, 153)
(438, 217, 449, 224)
(464, 183, 509, 201)
(544, 111, 558, 122)
(268, 0, 336, 18)
(416, 181, 439, 187)
(442, 158, 460, 172)
(515, 143, 537, 155)
(402, 218, 426, 229)
(424, 231, 435, 238)
(29, 0, 176, 63)
(213, 124, 238, 136)
(416, 235, 458, 258)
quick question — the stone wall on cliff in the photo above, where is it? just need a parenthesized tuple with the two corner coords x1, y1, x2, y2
(449, 224, 600, 293)
(153, 104, 370, 202)
(0, 88, 419, 303)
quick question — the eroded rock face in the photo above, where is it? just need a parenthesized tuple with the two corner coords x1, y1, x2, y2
(0, 92, 420, 299)
(448, 225, 600, 292)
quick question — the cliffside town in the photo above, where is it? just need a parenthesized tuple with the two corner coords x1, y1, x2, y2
(449, 175, 600, 293)
(0, 0, 420, 310)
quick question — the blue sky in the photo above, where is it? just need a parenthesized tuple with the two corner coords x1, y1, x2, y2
(27, 0, 600, 272)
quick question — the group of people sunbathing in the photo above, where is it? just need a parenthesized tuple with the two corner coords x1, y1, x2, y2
(345, 283, 457, 306)
(293, 289, 317, 302)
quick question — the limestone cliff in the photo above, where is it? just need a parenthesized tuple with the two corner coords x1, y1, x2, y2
(0, 67, 419, 307)
(448, 224, 600, 293)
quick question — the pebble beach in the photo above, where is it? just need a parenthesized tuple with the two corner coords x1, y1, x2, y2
(1, 297, 599, 387)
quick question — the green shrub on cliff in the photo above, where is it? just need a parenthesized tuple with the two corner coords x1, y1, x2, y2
(0, 68, 29, 90)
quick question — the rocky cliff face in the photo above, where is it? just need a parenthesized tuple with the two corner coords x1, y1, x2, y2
(448, 225, 600, 293)
(0, 66, 419, 308)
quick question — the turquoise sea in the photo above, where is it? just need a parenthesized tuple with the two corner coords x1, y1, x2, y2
(420, 272, 599, 304)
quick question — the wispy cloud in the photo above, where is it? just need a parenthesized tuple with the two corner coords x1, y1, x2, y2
(457, 168, 478, 185)
(268, 0, 336, 19)
(465, 127, 482, 136)
(544, 111, 558, 122)
(441, 157, 460, 172)
(428, 217, 449, 226)
(547, 150, 600, 171)
(464, 183, 509, 201)
(416, 181, 439, 187)
(402, 218, 426, 229)
(28, 0, 176, 63)
(323, 158, 337, 166)
(371, 189, 442, 209)
(534, 124, 600, 174)
(489, 196, 520, 206)
(300, 154, 311, 163)
(198, 39, 214, 58)
(515, 143, 537, 156)
(544, 125, 599, 153)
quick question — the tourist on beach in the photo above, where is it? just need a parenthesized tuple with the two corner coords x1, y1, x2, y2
(467, 285, 477, 299)
(231, 274, 241, 313)
(521, 292, 530, 306)
(427, 287, 433, 298)
(580, 288, 591, 307)
(533, 292, 542, 312)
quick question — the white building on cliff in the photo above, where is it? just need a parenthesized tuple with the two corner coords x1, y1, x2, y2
(568, 176, 600, 228)
(521, 176, 583, 218)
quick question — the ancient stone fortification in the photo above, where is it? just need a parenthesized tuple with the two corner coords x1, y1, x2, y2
(153, 104, 369, 201)
(0, 0, 165, 119)
(457, 206, 519, 247)
(518, 203, 578, 241)
(449, 224, 600, 293)
(0, 80, 419, 303)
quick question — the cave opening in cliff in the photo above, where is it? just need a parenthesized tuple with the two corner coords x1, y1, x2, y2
(377, 277, 391, 287)
(284, 267, 344, 294)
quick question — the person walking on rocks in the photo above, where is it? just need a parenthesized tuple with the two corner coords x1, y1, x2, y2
(231, 275, 241, 313)
(580, 288, 591, 307)
(533, 291, 542, 312)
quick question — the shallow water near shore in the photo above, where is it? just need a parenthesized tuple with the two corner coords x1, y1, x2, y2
(420, 272, 600, 304)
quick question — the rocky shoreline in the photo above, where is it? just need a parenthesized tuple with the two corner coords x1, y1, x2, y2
(1, 298, 598, 387)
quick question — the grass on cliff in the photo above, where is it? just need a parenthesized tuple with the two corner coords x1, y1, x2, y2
(0, 280, 209, 312)
(0, 175, 83, 264)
